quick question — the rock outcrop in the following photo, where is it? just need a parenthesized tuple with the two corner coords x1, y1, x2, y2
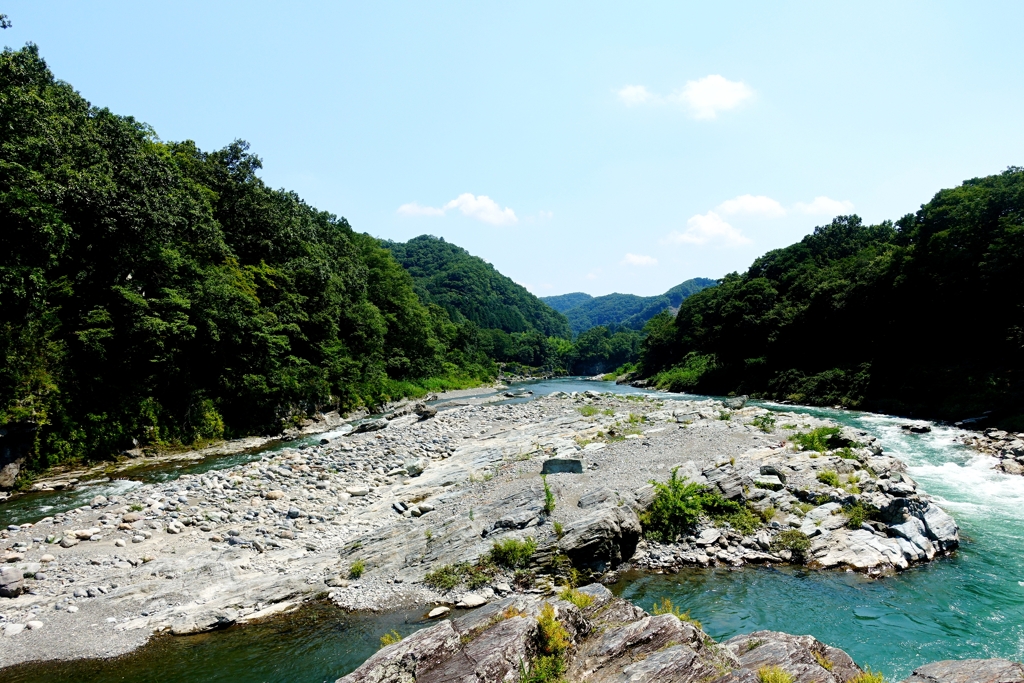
(339, 585, 1022, 683)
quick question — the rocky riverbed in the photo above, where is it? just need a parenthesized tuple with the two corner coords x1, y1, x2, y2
(958, 428, 1024, 475)
(0, 391, 961, 669)
(340, 583, 1024, 683)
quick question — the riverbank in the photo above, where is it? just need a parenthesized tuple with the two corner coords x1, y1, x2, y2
(0, 389, 962, 669)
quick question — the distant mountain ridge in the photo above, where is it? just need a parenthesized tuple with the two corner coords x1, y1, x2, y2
(543, 278, 717, 335)
(382, 235, 571, 338)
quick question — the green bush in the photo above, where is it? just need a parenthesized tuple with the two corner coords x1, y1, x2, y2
(751, 413, 777, 433)
(424, 561, 494, 590)
(771, 530, 811, 562)
(577, 405, 598, 417)
(792, 427, 847, 453)
(558, 587, 595, 609)
(843, 501, 877, 529)
(640, 468, 741, 542)
(379, 630, 402, 648)
(490, 537, 538, 569)
(713, 505, 764, 535)
(816, 470, 841, 487)
(348, 559, 365, 579)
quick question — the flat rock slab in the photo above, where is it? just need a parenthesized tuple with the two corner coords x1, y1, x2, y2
(541, 458, 583, 474)
(900, 658, 1024, 683)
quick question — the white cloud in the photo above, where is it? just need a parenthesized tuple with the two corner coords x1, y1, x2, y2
(585, 272, 599, 280)
(794, 196, 855, 216)
(397, 193, 518, 226)
(617, 84, 658, 106)
(670, 75, 753, 119)
(622, 253, 657, 267)
(665, 211, 753, 247)
(444, 193, 518, 226)
(717, 194, 786, 218)
(397, 201, 445, 217)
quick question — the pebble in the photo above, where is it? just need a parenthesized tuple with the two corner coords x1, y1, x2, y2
(427, 606, 451, 618)
(26, 620, 44, 630)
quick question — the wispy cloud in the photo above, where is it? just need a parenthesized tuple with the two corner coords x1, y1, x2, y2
(622, 253, 658, 267)
(794, 196, 855, 216)
(665, 211, 752, 247)
(397, 193, 518, 226)
(397, 201, 445, 217)
(617, 84, 657, 106)
(617, 75, 754, 120)
(717, 194, 786, 218)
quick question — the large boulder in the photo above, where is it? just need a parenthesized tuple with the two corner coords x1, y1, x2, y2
(0, 566, 24, 598)
(720, 631, 860, 683)
(900, 658, 1024, 683)
(336, 618, 464, 683)
(558, 506, 641, 571)
(352, 418, 389, 434)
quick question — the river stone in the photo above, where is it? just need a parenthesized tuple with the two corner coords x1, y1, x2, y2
(3, 622, 25, 636)
(456, 593, 488, 608)
(899, 658, 1024, 683)
(59, 536, 80, 548)
(26, 620, 43, 630)
(414, 403, 437, 420)
(759, 464, 789, 484)
(40, 554, 55, 563)
(0, 566, 24, 597)
(352, 418, 388, 434)
(346, 486, 369, 496)
(90, 495, 108, 507)
(265, 490, 285, 500)
(404, 457, 428, 477)
(703, 464, 745, 500)
(695, 528, 722, 547)
(428, 606, 451, 618)
(541, 458, 583, 475)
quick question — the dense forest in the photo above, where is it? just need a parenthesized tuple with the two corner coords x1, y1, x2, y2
(382, 236, 570, 338)
(0, 45, 499, 476)
(640, 169, 1024, 428)
(543, 278, 715, 334)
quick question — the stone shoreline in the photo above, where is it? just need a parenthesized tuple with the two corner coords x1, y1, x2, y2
(0, 391, 960, 670)
(958, 428, 1024, 476)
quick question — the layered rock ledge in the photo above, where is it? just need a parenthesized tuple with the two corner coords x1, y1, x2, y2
(340, 584, 1023, 683)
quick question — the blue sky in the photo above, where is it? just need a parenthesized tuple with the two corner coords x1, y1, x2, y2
(6, 2, 1024, 296)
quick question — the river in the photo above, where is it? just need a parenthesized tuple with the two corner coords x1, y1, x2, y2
(2, 379, 1022, 681)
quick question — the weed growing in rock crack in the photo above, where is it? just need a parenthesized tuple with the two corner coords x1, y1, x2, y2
(746, 638, 765, 651)
(770, 530, 811, 562)
(542, 475, 556, 515)
(816, 470, 841, 487)
(812, 650, 834, 671)
(490, 537, 538, 568)
(379, 630, 402, 648)
(130, 503, 144, 512)
(469, 509, 474, 521)
(640, 467, 742, 542)
(837, 447, 859, 460)
(843, 500, 878, 529)
(549, 553, 581, 588)
(517, 603, 571, 683)
(348, 559, 365, 579)
(751, 413, 776, 433)
(848, 669, 886, 683)
(718, 411, 732, 421)
(577, 405, 598, 417)
(628, 412, 645, 424)
(513, 569, 535, 589)
(553, 521, 564, 539)
(424, 528, 433, 542)
(792, 502, 814, 516)
(651, 597, 702, 629)
(602, 408, 615, 416)
(757, 665, 794, 683)
(558, 587, 595, 609)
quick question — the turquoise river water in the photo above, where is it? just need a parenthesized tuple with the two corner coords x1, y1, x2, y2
(1, 379, 1022, 682)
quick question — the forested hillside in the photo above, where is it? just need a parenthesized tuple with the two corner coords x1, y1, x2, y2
(0, 45, 495, 475)
(543, 278, 715, 335)
(382, 236, 570, 338)
(640, 168, 1024, 427)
